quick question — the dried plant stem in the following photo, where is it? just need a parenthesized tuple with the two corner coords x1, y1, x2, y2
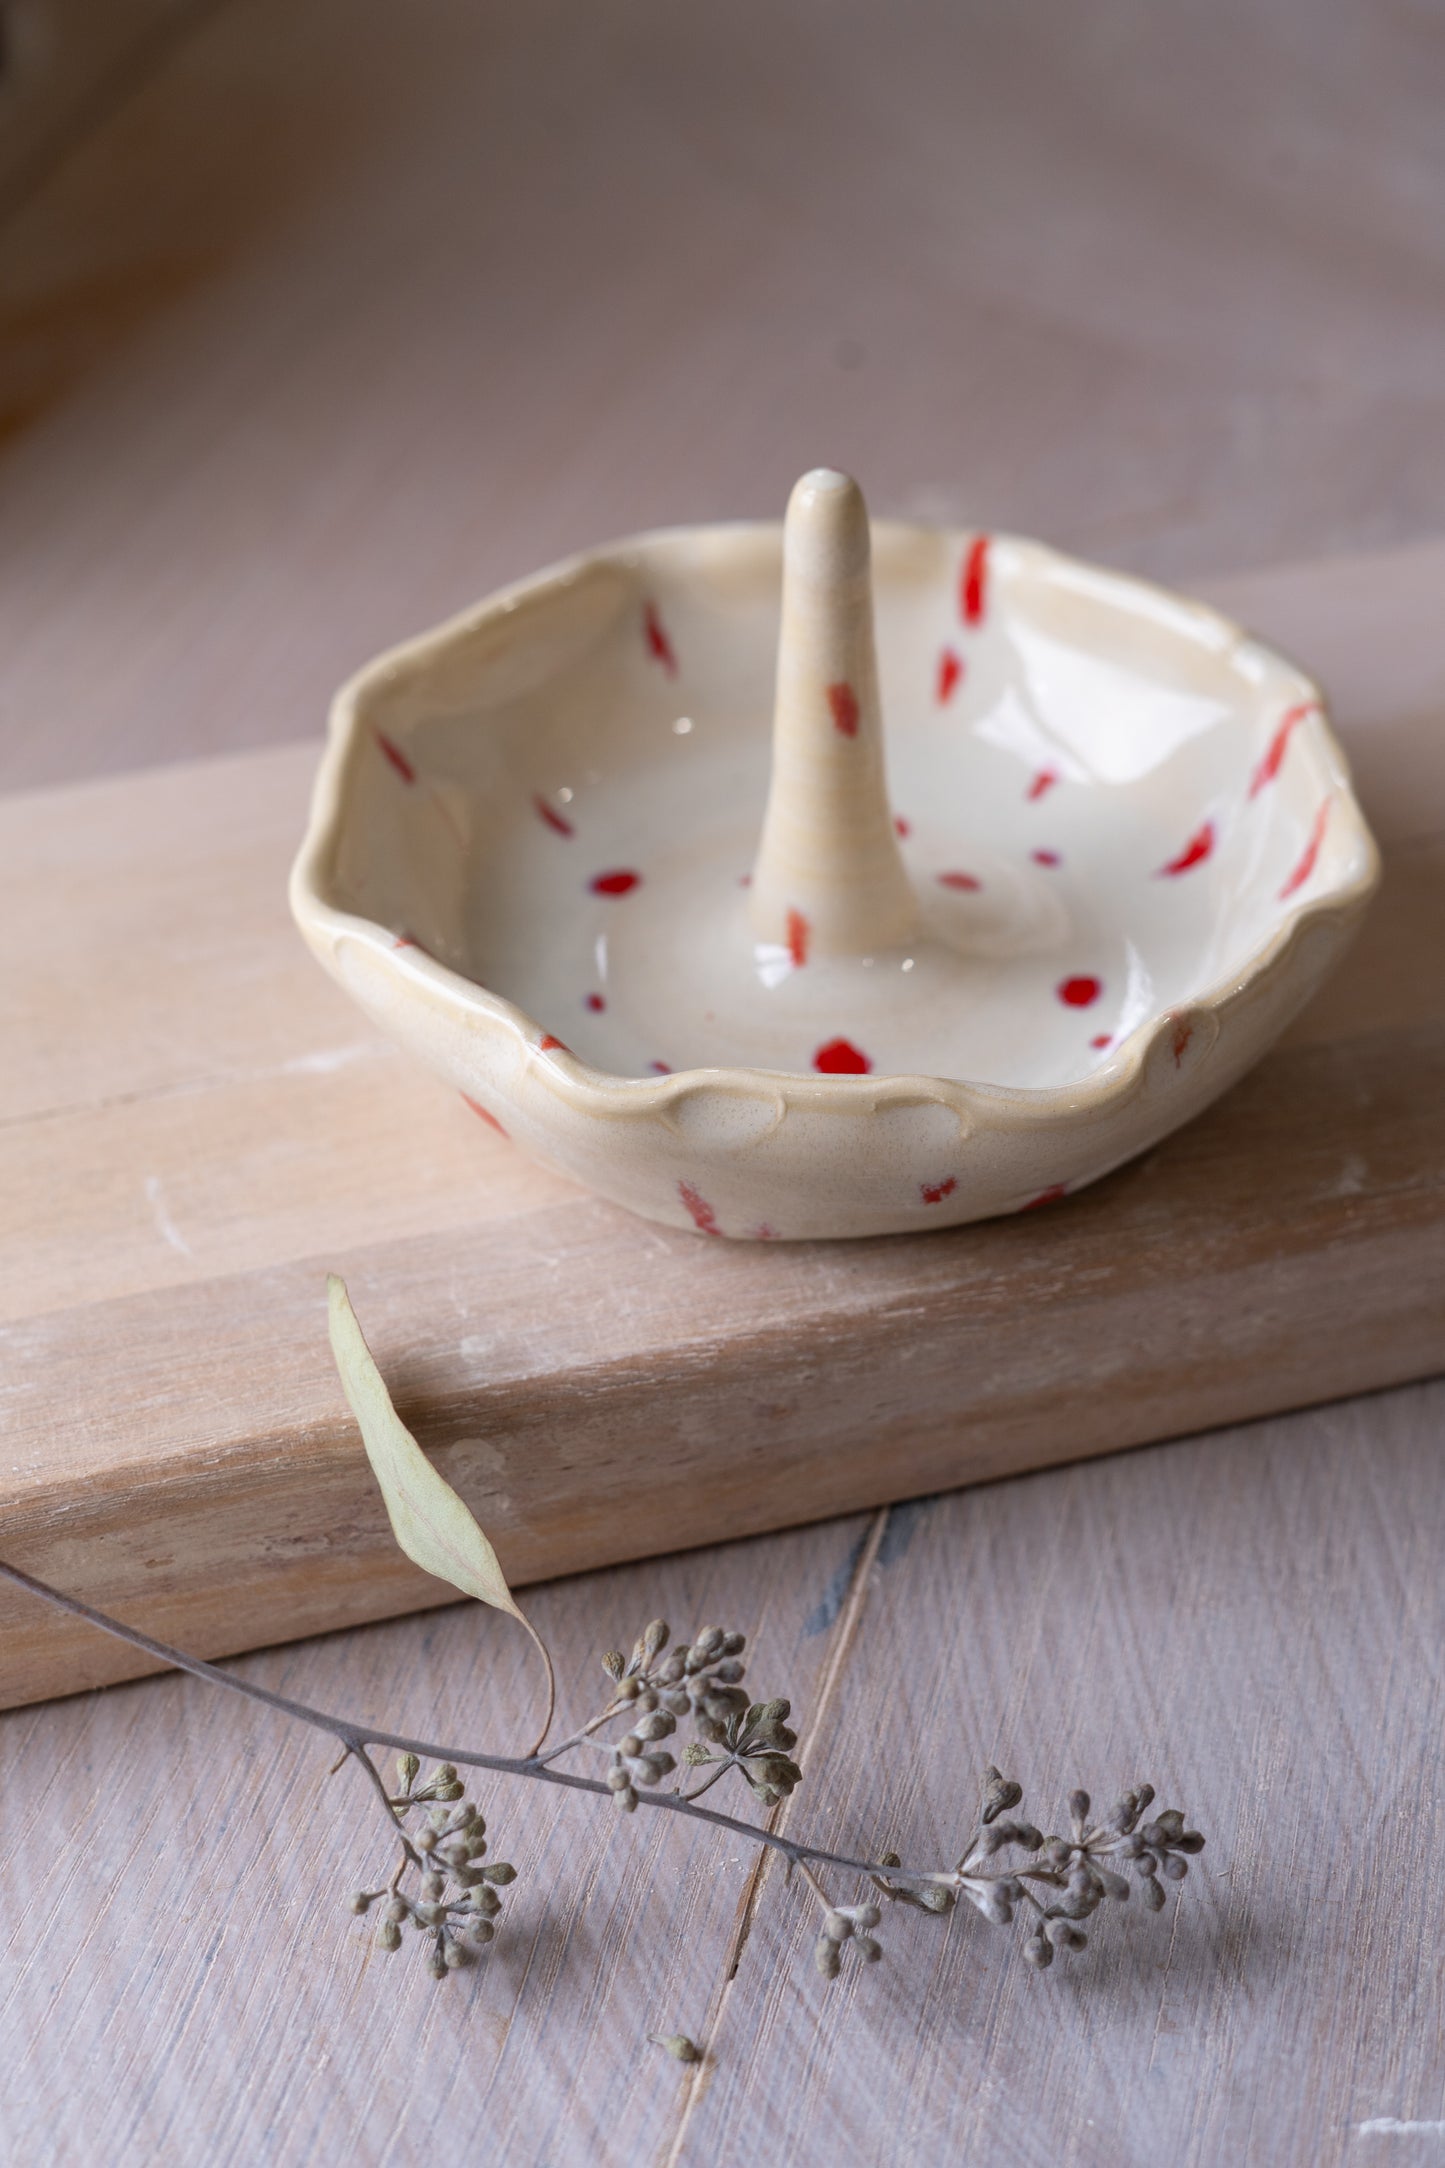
(531, 1702, 631, 1764)
(516, 1619, 556, 1759)
(3, 1284, 1208, 2002)
(797, 1860, 833, 1909)
(0, 1557, 950, 1891)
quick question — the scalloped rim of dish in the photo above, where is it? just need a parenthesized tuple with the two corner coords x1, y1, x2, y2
(290, 519, 1381, 1133)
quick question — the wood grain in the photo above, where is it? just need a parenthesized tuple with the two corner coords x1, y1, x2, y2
(0, 1510, 878, 2168)
(672, 1385, 1445, 2168)
(1, 1389, 1439, 2168)
(4, 537, 1444, 1707)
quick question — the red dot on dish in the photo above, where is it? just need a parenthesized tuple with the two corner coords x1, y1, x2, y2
(678, 1180, 720, 1235)
(1032, 848, 1061, 867)
(1021, 1182, 1068, 1212)
(894, 815, 911, 839)
(1250, 700, 1316, 797)
(921, 1176, 957, 1205)
(1157, 820, 1215, 877)
(539, 1033, 570, 1053)
(826, 681, 860, 737)
(786, 908, 811, 967)
(376, 730, 416, 784)
(936, 646, 963, 704)
(461, 1094, 508, 1136)
(590, 869, 641, 896)
(1027, 768, 1058, 803)
(650, 1059, 672, 1074)
(814, 1036, 872, 1075)
(1280, 800, 1330, 900)
(643, 601, 678, 676)
(1058, 975, 1102, 1008)
(534, 794, 574, 838)
(1090, 1033, 1112, 1050)
(961, 536, 990, 627)
(938, 870, 982, 892)
(585, 992, 605, 1012)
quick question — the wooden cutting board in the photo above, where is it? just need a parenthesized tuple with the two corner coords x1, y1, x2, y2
(3, 541, 1443, 1710)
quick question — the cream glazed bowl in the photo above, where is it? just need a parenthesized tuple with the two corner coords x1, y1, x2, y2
(290, 470, 1379, 1241)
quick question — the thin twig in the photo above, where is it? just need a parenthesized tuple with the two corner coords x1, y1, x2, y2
(797, 1859, 833, 1910)
(517, 1619, 556, 1760)
(531, 1702, 628, 1765)
(345, 1740, 423, 1867)
(676, 1760, 734, 1803)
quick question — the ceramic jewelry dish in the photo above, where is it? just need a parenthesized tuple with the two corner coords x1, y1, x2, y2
(290, 470, 1379, 1240)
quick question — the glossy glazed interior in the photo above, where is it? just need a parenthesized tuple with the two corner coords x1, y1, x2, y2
(319, 524, 1368, 1088)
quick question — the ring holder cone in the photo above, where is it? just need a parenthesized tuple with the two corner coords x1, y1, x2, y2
(749, 470, 917, 959)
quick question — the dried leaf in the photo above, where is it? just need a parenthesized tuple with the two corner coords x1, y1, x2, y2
(327, 1273, 555, 1749)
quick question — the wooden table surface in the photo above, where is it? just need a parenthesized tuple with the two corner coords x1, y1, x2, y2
(2, 5, 1443, 2163)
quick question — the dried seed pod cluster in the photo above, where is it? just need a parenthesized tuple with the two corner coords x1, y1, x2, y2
(867, 1768, 1204, 1978)
(591, 1620, 799, 1809)
(347, 1754, 517, 1980)
(342, 1616, 807, 1989)
(684, 1695, 802, 1804)
(813, 1902, 883, 1978)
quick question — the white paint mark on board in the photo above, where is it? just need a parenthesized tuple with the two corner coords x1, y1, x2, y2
(1333, 1153, 1369, 1197)
(281, 1042, 379, 1076)
(1358, 2119, 1445, 2137)
(144, 1175, 192, 1258)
